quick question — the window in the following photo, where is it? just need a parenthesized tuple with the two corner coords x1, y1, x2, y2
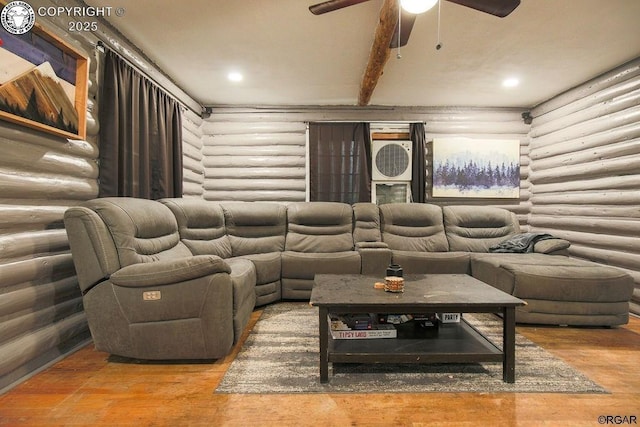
(308, 122, 371, 204)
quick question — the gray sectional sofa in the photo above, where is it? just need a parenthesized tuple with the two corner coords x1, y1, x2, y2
(64, 197, 635, 360)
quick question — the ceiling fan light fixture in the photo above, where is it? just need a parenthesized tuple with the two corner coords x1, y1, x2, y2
(400, 0, 438, 14)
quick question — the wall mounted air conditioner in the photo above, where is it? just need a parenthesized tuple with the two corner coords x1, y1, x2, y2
(372, 182, 411, 205)
(372, 140, 412, 181)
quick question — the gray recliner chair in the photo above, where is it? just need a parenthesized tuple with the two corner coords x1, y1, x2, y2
(63, 197, 255, 360)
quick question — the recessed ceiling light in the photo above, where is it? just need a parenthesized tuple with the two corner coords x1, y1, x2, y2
(228, 72, 243, 82)
(502, 77, 520, 88)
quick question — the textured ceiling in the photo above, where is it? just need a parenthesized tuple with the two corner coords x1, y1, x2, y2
(85, 0, 640, 108)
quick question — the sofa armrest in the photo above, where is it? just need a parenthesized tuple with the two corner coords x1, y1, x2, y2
(533, 239, 571, 255)
(110, 255, 232, 287)
(356, 243, 392, 275)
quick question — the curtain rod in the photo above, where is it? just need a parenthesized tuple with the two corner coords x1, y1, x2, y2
(96, 41, 202, 116)
(307, 120, 426, 123)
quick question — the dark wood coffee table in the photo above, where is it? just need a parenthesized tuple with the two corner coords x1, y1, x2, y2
(310, 274, 526, 383)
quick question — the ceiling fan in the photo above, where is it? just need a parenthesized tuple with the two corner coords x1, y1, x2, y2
(309, 0, 521, 48)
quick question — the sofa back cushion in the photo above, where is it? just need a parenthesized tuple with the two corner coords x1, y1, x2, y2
(160, 198, 232, 258)
(352, 203, 382, 243)
(443, 205, 520, 252)
(285, 202, 354, 252)
(222, 202, 287, 256)
(379, 203, 449, 251)
(81, 197, 192, 267)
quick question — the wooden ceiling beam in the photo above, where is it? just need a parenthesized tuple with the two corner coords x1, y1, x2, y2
(357, 0, 398, 106)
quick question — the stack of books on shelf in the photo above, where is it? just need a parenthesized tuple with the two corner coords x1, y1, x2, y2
(327, 313, 452, 339)
(328, 314, 397, 339)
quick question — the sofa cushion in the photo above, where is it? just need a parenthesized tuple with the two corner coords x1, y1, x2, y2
(534, 238, 571, 254)
(281, 250, 362, 300)
(391, 251, 470, 274)
(85, 198, 192, 266)
(160, 198, 232, 258)
(471, 253, 582, 294)
(353, 202, 382, 243)
(471, 253, 634, 302)
(229, 252, 281, 286)
(515, 300, 632, 326)
(222, 202, 286, 256)
(285, 202, 354, 252)
(443, 205, 520, 252)
(379, 203, 449, 251)
(510, 265, 633, 302)
(281, 251, 361, 279)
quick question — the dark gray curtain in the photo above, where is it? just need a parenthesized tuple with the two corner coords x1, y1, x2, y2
(99, 50, 183, 199)
(309, 122, 371, 203)
(410, 122, 427, 202)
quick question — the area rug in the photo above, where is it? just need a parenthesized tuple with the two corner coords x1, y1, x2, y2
(216, 302, 607, 394)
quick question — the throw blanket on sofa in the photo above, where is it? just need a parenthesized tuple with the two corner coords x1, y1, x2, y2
(489, 232, 555, 253)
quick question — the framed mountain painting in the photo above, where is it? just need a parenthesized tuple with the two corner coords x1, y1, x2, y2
(432, 137, 520, 198)
(0, 16, 88, 140)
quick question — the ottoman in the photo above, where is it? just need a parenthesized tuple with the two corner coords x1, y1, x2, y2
(471, 253, 634, 326)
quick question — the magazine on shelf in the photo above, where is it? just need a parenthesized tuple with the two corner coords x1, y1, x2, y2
(328, 314, 397, 339)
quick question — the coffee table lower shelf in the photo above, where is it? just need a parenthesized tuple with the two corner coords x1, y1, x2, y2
(328, 319, 503, 367)
(311, 274, 524, 384)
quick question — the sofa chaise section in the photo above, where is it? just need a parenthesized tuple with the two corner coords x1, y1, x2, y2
(471, 253, 634, 326)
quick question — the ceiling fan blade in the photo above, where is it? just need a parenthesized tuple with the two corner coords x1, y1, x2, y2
(445, 0, 520, 17)
(309, 0, 374, 15)
(389, 11, 417, 48)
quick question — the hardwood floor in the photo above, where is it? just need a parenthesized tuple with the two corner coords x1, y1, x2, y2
(1, 311, 639, 426)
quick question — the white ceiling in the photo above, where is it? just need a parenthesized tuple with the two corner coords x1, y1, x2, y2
(85, 0, 640, 109)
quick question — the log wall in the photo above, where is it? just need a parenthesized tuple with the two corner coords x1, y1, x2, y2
(0, 0, 201, 393)
(1, 2, 636, 393)
(529, 58, 640, 314)
(202, 107, 531, 225)
(182, 109, 205, 198)
(201, 119, 307, 201)
(0, 45, 99, 392)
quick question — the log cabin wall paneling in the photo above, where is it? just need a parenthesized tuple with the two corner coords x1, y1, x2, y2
(201, 108, 531, 227)
(0, 47, 99, 393)
(529, 58, 640, 315)
(201, 118, 308, 202)
(182, 109, 205, 198)
(0, 0, 202, 392)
